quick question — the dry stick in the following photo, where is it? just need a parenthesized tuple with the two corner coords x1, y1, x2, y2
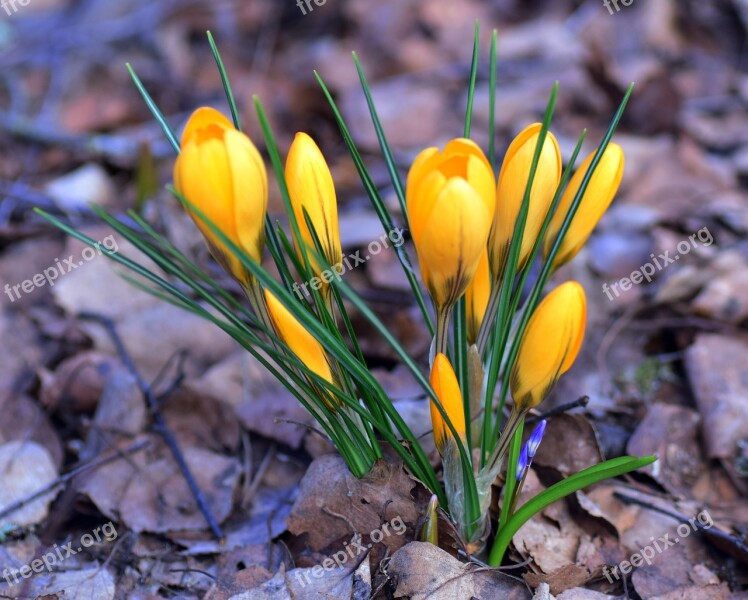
(0, 439, 149, 522)
(78, 312, 224, 540)
(613, 492, 748, 551)
(526, 396, 590, 424)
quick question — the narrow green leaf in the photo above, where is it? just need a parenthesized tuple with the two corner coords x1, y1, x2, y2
(352, 52, 408, 229)
(489, 455, 656, 565)
(488, 30, 498, 170)
(207, 31, 242, 131)
(464, 21, 480, 138)
(314, 70, 435, 336)
(126, 63, 180, 154)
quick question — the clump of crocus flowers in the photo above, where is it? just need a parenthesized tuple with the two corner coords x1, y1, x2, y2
(46, 27, 656, 567)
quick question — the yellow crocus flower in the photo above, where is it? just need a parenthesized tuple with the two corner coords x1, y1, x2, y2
(264, 290, 336, 406)
(489, 124, 561, 278)
(510, 281, 586, 411)
(174, 107, 268, 284)
(406, 139, 495, 309)
(466, 250, 491, 345)
(429, 353, 467, 455)
(544, 143, 624, 269)
(285, 132, 342, 277)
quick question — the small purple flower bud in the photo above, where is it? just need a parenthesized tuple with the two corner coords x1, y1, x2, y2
(516, 445, 529, 480)
(526, 419, 547, 459)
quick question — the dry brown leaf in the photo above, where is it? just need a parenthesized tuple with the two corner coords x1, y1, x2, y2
(0, 394, 64, 469)
(286, 452, 423, 554)
(226, 557, 369, 600)
(626, 403, 704, 497)
(78, 434, 240, 533)
(0, 441, 59, 527)
(389, 541, 529, 599)
(29, 566, 116, 600)
(532, 414, 604, 477)
(686, 334, 748, 459)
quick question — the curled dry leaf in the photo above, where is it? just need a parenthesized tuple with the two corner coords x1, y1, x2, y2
(39, 351, 120, 412)
(389, 541, 529, 600)
(286, 452, 424, 554)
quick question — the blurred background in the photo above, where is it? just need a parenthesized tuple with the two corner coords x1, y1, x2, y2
(1, 0, 747, 598)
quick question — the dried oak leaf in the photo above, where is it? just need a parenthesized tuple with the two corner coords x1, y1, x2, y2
(286, 452, 424, 553)
(389, 542, 529, 600)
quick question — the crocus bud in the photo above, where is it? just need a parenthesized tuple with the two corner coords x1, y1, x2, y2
(511, 282, 586, 411)
(466, 250, 491, 345)
(525, 419, 547, 458)
(489, 124, 561, 278)
(516, 445, 529, 480)
(407, 139, 495, 309)
(516, 419, 547, 480)
(429, 353, 467, 455)
(174, 107, 268, 284)
(264, 290, 335, 401)
(544, 143, 624, 269)
(285, 132, 342, 278)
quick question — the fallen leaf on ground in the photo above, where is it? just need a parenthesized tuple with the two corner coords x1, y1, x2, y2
(389, 541, 529, 599)
(0, 441, 59, 527)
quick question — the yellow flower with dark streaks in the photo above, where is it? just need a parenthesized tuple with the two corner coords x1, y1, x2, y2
(489, 124, 561, 278)
(429, 353, 467, 455)
(174, 107, 268, 284)
(510, 281, 586, 411)
(285, 132, 342, 278)
(407, 139, 495, 309)
(544, 143, 624, 269)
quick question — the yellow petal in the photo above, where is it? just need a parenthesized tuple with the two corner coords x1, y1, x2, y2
(174, 118, 268, 282)
(510, 281, 586, 410)
(285, 132, 342, 273)
(406, 139, 495, 310)
(544, 143, 624, 268)
(226, 129, 268, 263)
(264, 290, 333, 385)
(418, 178, 491, 307)
(180, 107, 234, 145)
(466, 250, 491, 345)
(429, 353, 466, 455)
(490, 124, 561, 278)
